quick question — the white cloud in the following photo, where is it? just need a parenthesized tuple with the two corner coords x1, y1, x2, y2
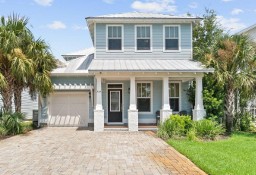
(189, 2, 198, 9)
(217, 16, 246, 33)
(34, 0, 53, 6)
(72, 25, 88, 31)
(231, 8, 244, 15)
(131, 0, 176, 13)
(102, 0, 114, 4)
(222, 0, 232, 2)
(47, 21, 66, 30)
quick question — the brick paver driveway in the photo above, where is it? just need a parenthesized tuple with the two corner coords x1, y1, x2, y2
(0, 128, 206, 175)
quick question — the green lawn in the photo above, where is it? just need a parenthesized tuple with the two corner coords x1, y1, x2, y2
(168, 132, 256, 175)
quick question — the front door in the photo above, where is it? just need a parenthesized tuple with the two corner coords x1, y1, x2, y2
(108, 89, 122, 123)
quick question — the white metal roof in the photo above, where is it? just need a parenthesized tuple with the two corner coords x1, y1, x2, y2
(62, 47, 95, 56)
(91, 12, 199, 19)
(51, 48, 94, 75)
(88, 59, 213, 73)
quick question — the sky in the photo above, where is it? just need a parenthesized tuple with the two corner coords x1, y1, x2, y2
(0, 0, 255, 61)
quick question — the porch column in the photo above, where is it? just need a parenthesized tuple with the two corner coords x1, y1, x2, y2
(193, 75, 206, 120)
(94, 76, 104, 132)
(128, 76, 138, 131)
(160, 77, 172, 123)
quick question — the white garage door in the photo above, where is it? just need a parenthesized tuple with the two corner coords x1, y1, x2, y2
(49, 92, 89, 127)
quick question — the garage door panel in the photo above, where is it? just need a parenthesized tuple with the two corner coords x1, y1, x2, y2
(49, 92, 89, 127)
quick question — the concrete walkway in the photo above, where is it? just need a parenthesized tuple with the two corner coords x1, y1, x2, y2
(0, 128, 206, 175)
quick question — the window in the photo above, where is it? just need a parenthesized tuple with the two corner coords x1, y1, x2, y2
(107, 25, 122, 51)
(164, 26, 180, 51)
(137, 83, 151, 112)
(136, 26, 151, 51)
(169, 83, 180, 112)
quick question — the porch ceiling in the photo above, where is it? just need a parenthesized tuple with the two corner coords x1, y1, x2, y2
(88, 59, 214, 73)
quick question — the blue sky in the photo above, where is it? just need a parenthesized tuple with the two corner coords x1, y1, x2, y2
(0, 0, 255, 60)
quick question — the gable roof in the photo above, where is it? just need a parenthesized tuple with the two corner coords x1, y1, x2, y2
(51, 48, 94, 76)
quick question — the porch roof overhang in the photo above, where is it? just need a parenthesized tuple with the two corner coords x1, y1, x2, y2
(53, 83, 94, 91)
(88, 59, 214, 73)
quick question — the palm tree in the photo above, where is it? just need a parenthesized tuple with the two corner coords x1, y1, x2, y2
(0, 15, 32, 112)
(206, 35, 256, 133)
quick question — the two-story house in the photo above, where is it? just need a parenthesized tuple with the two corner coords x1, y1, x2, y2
(38, 12, 213, 131)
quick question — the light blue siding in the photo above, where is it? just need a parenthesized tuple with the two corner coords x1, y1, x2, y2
(181, 81, 192, 114)
(51, 76, 94, 85)
(0, 90, 38, 119)
(95, 23, 192, 59)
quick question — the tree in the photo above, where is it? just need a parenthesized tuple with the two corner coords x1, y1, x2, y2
(188, 9, 224, 120)
(206, 35, 256, 133)
(0, 14, 56, 113)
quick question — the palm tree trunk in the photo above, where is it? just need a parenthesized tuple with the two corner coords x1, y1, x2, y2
(14, 85, 23, 113)
(225, 86, 235, 134)
(1, 73, 13, 112)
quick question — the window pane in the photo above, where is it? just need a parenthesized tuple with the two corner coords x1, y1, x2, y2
(113, 27, 117, 38)
(165, 27, 169, 38)
(165, 39, 179, 50)
(146, 27, 150, 37)
(170, 99, 179, 111)
(174, 27, 179, 38)
(146, 83, 151, 97)
(110, 91, 120, 111)
(108, 39, 121, 50)
(170, 27, 175, 38)
(137, 39, 150, 50)
(118, 27, 121, 38)
(141, 83, 146, 97)
(137, 98, 150, 112)
(137, 83, 141, 97)
(108, 27, 112, 37)
(175, 83, 179, 97)
(137, 27, 141, 38)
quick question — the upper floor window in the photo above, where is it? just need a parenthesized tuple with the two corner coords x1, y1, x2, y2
(169, 82, 180, 112)
(107, 25, 122, 51)
(136, 26, 151, 51)
(164, 26, 180, 51)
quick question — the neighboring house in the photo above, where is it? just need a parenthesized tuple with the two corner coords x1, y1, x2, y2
(237, 24, 256, 119)
(38, 12, 213, 131)
(0, 91, 38, 120)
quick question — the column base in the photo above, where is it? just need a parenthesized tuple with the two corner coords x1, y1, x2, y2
(192, 109, 206, 121)
(94, 109, 104, 132)
(160, 109, 172, 123)
(128, 109, 138, 131)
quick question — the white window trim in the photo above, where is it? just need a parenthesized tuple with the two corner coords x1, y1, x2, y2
(136, 81, 153, 114)
(106, 25, 124, 52)
(135, 25, 152, 53)
(169, 81, 181, 113)
(163, 25, 181, 53)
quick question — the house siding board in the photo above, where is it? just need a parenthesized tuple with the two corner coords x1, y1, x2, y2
(181, 81, 192, 114)
(95, 23, 192, 59)
(0, 90, 38, 119)
(51, 76, 94, 85)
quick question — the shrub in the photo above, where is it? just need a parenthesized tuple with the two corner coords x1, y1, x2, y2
(157, 114, 193, 139)
(186, 128, 197, 141)
(0, 125, 7, 136)
(194, 119, 224, 140)
(21, 121, 33, 133)
(2, 112, 25, 135)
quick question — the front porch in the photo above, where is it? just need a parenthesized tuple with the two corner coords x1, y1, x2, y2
(93, 72, 207, 132)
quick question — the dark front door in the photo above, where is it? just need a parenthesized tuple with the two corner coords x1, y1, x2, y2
(108, 89, 122, 123)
